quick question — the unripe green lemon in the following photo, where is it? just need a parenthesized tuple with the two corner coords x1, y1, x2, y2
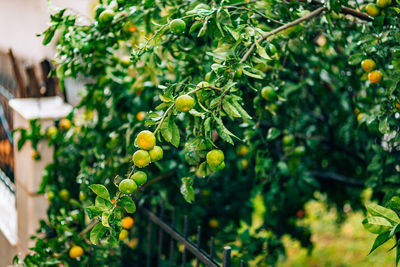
(69, 245, 84, 258)
(170, 19, 186, 35)
(119, 179, 138, 194)
(46, 191, 55, 202)
(366, 4, 380, 17)
(282, 135, 295, 146)
(99, 9, 115, 24)
(261, 86, 277, 101)
(149, 146, 163, 162)
(119, 229, 129, 240)
(136, 130, 156, 150)
(132, 150, 151, 168)
(59, 189, 70, 201)
(132, 171, 147, 186)
(377, 0, 392, 8)
(293, 146, 306, 156)
(361, 59, 376, 72)
(235, 68, 243, 78)
(206, 149, 224, 169)
(176, 94, 195, 112)
(46, 126, 58, 138)
(368, 70, 383, 83)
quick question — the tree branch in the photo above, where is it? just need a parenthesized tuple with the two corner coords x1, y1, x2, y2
(311, 171, 365, 187)
(240, 6, 327, 63)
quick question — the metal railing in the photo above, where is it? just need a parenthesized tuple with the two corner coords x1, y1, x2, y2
(137, 202, 247, 267)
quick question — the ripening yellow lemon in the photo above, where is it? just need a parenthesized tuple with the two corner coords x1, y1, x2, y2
(368, 70, 383, 83)
(59, 118, 72, 131)
(69, 245, 84, 258)
(366, 4, 380, 17)
(209, 219, 220, 228)
(136, 130, 156, 150)
(176, 94, 195, 112)
(132, 150, 151, 168)
(236, 144, 249, 156)
(361, 59, 376, 72)
(119, 229, 129, 240)
(122, 216, 135, 229)
(149, 146, 163, 162)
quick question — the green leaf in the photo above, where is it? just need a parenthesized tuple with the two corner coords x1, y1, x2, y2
(89, 184, 110, 200)
(214, 116, 233, 144)
(378, 118, 390, 134)
(362, 216, 392, 234)
(90, 223, 107, 244)
(254, 38, 272, 60)
(368, 231, 391, 255)
(86, 206, 104, 219)
(389, 223, 400, 238)
(102, 211, 111, 228)
(366, 203, 400, 225)
(222, 98, 241, 119)
(180, 177, 195, 203)
(95, 196, 113, 209)
(161, 115, 180, 148)
(348, 53, 363, 65)
(267, 128, 281, 141)
(118, 196, 137, 213)
(231, 100, 252, 121)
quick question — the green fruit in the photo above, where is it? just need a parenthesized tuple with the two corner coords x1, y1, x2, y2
(261, 86, 277, 101)
(366, 4, 380, 17)
(59, 189, 70, 201)
(282, 135, 295, 146)
(293, 146, 306, 156)
(149, 146, 163, 162)
(46, 126, 58, 138)
(206, 149, 225, 169)
(170, 19, 186, 35)
(46, 191, 56, 202)
(132, 150, 151, 168)
(377, 0, 392, 8)
(132, 171, 147, 186)
(99, 9, 115, 24)
(176, 94, 195, 112)
(119, 179, 138, 194)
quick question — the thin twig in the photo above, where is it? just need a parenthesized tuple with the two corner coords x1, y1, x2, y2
(240, 6, 327, 63)
(78, 219, 98, 237)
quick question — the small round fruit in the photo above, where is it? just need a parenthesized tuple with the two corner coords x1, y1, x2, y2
(46, 191, 55, 202)
(149, 146, 163, 162)
(79, 191, 87, 201)
(136, 130, 156, 150)
(119, 179, 138, 194)
(136, 111, 146, 121)
(132, 171, 147, 186)
(31, 150, 41, 160)
(119, 229, 129, 240)
(357, 113, 365, 123)
(46, 126, 58, 138)
(69, 245, 84, 259)
(282, 135, 295, 146)
(240, 159, 248, 169)
(176, 94, 195, 112)
(59, 118, 72, 131)
(170, 19, 186, 35)
(209, 219, 219, 228)
(122, 216, 135, 229)
(236, 144, 249, 156)
(206, 149, 224, 169)
(261, 86, 277, 101)
(132, 150, 151, 168)
(368, 70, 383, 83)
(99, 9, 115, 24)
(366, 4, 380, 17)
(59, 189, 70, 201)
(293, 146, 306, 156)
(377, 0, 392, 8)
(361, 59, 376, 72)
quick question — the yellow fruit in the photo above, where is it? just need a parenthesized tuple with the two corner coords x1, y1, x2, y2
(119, 229, 129, 240)
(240, 159, 248, 169)
(46, 191, 55, 202)
(119, 179, 138, 194)
(377, 0, 392, 8)
(132, 150, 151, 168)
(149, 146, 163, 162)
(206, 149, 224, 169)
(31, 150, 41, 160)
(361, 59, 376, 72)
(236, 144, 249, 156)
(69, 245, 84, 258)
(59, 118, 72, 131)
(176, 94, 195, 112)
(137, 130, 156, 150)
(59, 189, 70, 201)
(366, 4, 380, 17)
(46, 126, 58, 138)
(395, 102, 400, 110)
(122, 216, 134, 229)
(136, 111, 146, 121)
(170, 19, 186, 35)
(209, 219, 220, 228)
(368, 70, 383, 83)
(357, 113, 365, 123)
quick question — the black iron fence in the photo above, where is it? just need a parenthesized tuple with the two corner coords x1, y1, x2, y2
(136, 202, 247, 267)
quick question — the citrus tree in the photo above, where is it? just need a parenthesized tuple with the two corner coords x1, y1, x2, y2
(13, 0, 400, 266)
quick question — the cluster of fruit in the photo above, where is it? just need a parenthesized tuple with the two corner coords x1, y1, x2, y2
(361, 59, 383, 84)
(366, 0, 392, 17)
(118, 130, 163, 194)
